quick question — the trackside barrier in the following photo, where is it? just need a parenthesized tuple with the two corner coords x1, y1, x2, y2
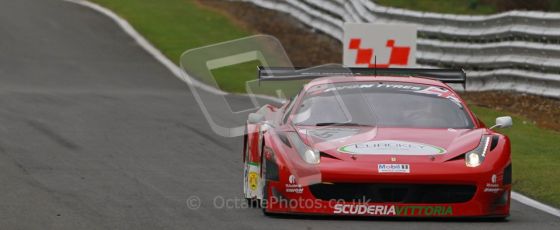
(241, 0, 560, 98)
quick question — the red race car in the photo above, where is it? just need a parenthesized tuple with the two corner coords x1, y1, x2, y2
(243, 67, 512, 218)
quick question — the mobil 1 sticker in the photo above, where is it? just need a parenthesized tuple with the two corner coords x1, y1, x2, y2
(378, 164, 410, 173)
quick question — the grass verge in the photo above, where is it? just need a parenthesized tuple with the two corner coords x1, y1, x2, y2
(375, 0, 496, 15)
(89, 0, 560, 207)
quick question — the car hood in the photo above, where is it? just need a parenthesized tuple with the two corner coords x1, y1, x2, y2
(294, 126, 485, 163)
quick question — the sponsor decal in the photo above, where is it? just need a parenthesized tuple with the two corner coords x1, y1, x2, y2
(248, 172, 259, 191)
(322, 83, 422, 93)
(378, 164, 410, 173)
(484, 174, 503, 193)
(323, 83, 375, 93)
(288, 175, 296, 184)
(484, 184, 501, 193)
(333, 204, 453, 216)
(375, 83, 422, 91)
(285, 175, 304, 194)
(339, 140, 446, 155)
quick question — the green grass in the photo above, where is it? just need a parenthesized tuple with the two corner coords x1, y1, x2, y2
(90, 0, 560, 207)
(211, 60, 261, 93)
(212, 61, 307, 96)
(375, 0, 496, 15)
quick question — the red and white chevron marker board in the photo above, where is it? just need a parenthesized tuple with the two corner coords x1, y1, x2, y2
(343, 23, 417, 68)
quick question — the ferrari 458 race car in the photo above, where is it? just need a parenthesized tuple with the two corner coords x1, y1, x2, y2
(243, 67, 512, 218)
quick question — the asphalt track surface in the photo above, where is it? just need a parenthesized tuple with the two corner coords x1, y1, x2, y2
(0, 0, 559, 229)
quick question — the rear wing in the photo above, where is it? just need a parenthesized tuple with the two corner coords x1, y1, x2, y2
(257, 66, 466, 84)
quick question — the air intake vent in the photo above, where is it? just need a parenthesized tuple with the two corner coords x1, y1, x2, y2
(309, 183, 476, 203)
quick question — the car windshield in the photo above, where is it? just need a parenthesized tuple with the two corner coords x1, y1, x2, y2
(292, 82, 474, 129)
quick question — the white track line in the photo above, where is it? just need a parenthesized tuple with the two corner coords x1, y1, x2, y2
(512, 192, 560, 217)
(63, 0, 560, 219)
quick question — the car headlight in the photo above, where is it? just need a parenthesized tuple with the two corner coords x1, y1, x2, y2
(303, 149, 320, 164)
(288, 133, 320, 164)
(465, 135, 491, 167)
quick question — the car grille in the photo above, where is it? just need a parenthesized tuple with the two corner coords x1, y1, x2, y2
(309, 183, 476, 203)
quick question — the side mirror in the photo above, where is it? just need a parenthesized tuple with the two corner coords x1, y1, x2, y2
(490, 116, 513, 129)
(248, 113, 265, 124)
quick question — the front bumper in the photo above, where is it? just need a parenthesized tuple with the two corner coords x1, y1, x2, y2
(263, 161, 511, 217)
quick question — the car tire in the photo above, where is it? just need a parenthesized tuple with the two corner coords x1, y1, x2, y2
(260, 151, 270, 215)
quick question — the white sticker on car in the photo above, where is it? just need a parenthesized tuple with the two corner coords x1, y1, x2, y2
(339, 140, 446, 155)
(378, 164, 410, 173)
